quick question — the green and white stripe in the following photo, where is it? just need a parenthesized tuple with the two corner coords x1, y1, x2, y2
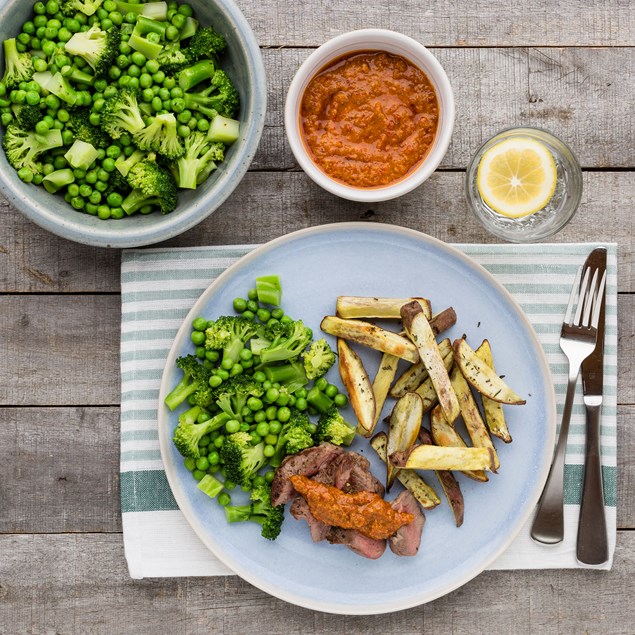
(120, 242, 618, 578)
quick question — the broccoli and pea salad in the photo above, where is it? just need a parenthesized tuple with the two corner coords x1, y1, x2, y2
(166, 275, 357, 541)
(0, 0, 240, 220)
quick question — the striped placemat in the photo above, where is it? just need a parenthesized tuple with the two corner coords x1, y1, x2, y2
(120, 242, 618, 578)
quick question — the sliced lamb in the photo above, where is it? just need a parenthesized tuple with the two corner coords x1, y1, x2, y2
(388, 490, 425, 557)
(326, 527, 387, 560)
(290, 497, 330, 542)
(270, 443, 345, 506)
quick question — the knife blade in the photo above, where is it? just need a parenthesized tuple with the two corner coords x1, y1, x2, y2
(576, 247, 608, 565)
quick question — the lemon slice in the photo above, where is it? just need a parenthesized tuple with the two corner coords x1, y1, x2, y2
(476, 137, 557, 218)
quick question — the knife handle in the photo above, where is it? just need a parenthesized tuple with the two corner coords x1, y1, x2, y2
(577, 402, 609, 565)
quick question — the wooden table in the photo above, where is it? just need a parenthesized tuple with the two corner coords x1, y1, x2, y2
(1, 2, 633, 632)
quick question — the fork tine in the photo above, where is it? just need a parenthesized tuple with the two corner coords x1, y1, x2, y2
(581, 269, 599, 327)
(573, 266, 591, 326)
(591, 270, 607, 329)
(564, 266, 583, 324)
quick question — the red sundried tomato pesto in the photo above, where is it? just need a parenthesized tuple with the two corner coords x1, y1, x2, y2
(299, 51, 439, 188)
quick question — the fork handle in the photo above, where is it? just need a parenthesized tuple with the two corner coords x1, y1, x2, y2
(531, 366, 578, 544)
(577, 401, 609, 564)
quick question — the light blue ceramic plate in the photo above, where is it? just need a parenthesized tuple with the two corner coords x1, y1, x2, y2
(157, 223, 556, 615)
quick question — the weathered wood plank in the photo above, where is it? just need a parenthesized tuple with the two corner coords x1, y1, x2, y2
(0, 295, 120, 406)
(0, 407, 121, 534)
(238, 1, 635, 47)
(1, 406, 632, 534)
(1, 171, 633, 293)
(253, 47, 635, 171)
(0, 287, 632, 407)
(0, 531, 632, 634)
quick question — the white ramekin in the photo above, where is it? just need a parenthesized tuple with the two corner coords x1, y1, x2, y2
(284, 29, 455, 203)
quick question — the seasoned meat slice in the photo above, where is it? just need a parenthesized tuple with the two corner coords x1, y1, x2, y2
(290, 497, 330, 542)
(271, 443, 345, 506)
(388, 490, 425, 556)
(326, 527, 387, 560)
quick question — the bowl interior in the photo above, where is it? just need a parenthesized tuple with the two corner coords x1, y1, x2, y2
(285, 30, 454, 202)
(0, 0, 266, 248)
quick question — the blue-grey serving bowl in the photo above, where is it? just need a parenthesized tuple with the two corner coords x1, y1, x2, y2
(0, 0, 266, 248)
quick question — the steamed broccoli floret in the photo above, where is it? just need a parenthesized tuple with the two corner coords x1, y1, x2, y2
(15, 104, 42, 131)
(103, 167, 129, 199)
(99, 88, 145, 139)
(122, 156, 178, 215)
(61, 0, 104, 16)
(67, 108, 111, 148)
(204, 315, 261, 366)
(114, 147, 148, 176)
(164, 354, 211, 411)
(224, 482, 284, 540)
(315, 406, 356, 446)
(133, 112, 184, 159)
(212, 375, 265, 421)
(2, 125, 63, 174)
(220, 431, 267, 487)
(172, 408, 231, 458)
(303, 338, 336, 380)
(188, 26, 227, 59)
(156, 44, 193, 75)
(174, 132, 224, 189)
(258, 319, 313, 365)
(2, 38, 34, 88)
(270, 408, 315, 468)
(64, 24, 120, 76)
(183, 70, 239, 119)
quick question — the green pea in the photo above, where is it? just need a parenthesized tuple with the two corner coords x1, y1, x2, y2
(225, 419, 240, 434)
(190, 330, 205, 346)
(96, 206, 110, 219)
(325, 384, 339, 398)
(177, 124, 190, 138)
(18, 167, 34, 183)
(252, 371, 266, 383)
(295, 397, 307, 411)
(217, 492, 231, 506)
(205, 350, 219, 362)
(208, 451, 220, 465)
(232, 297, 247, 312)
(334, 393, 348, 407)
(264, 470, 275, 484)
(255, 422, 269, 437)
(192, 469, 205, 481)
(265, 405, 277, 421)
(276, 407, 291, 423)
(79, 184, 92, 198)
(216, 369, 229, 381)
(144, 58, 159, 74)
(184, 457, 196, 471)
(208, 375, 222, 388)
(192, 316, 207, 331)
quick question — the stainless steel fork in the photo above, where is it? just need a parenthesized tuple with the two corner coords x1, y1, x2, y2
(531, 264, 607, 545)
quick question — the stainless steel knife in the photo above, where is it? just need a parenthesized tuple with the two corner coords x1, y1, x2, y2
(576, 247, 609, 565)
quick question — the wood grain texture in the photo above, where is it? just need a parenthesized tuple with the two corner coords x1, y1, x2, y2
(253, 47, 635, 171)
(1, 406, 632, 535)
(1, 171, 633, 293)
(238, 1, 635, 47)
(0, 290, 632, 407)
(0, 407, 121, 534)
(0, 531, 633, 634)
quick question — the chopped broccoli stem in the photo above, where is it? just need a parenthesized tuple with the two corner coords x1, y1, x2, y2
(141, 0, 168, 20)
(306, 386, 334, 414)
(66, 67, 95, 85)
(64, 139, 99, 171)
(113, 0, 146, 14)
(179, 17, 199, 40)
(207, 115, 239, 144)
(42, 168, 75, 193)
(197, 474, 224, 499)
(263, 361, 307, 387)
(128, 33, 164, 60)
(178, 59, 216, 91)
(33, 71, 77, 106)
(134, 16, 168, 39)
(255, 275, 282, 306)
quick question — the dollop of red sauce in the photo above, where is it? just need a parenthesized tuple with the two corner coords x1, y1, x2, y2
(299, 51, 439, 188)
